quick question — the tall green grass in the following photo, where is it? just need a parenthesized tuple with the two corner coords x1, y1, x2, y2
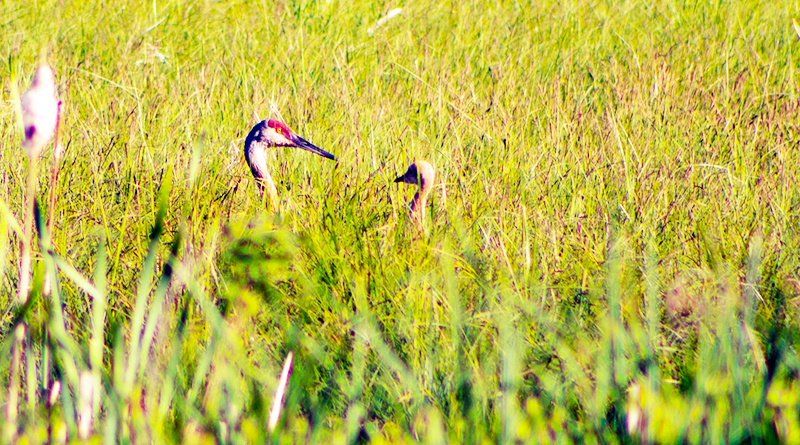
(1, 0, 800, 442)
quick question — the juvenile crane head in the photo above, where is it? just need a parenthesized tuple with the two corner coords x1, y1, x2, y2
(394, 160, 435, 191)
(244, 119, 336, 189)
(394, 160, 435, 222)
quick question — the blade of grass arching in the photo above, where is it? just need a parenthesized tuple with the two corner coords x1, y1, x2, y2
(46, 301, 82, 437)
(139, 231, 181, 378)
(497, 290, 522, 445)
(0, 217, 9, 283)
(594, 239, 623, 423)
(36, 199, 68, 339)
(0, 203, 20, 397)
(137, 250, 178, 382)
(124, 165, 172, 394)
(644, 243, 659, 358)
(41, 332, 49, 404)
(555, 336, 594, 412)
(25, 330, 37, 416)
(178, 262, 225, 335)
(439, 243, 475, 426)
(520, 205, 532, 281)
(643, 242, 660, 441)
(2, 293, 39, 339)
(354, 306, 422, 406)
(441, 244, 464, 359)
(347, 278, 370, 403)
(607, 239, 625, 382)
(52, 256, 103, 300)
(743, 236, 762, 338)
(0, 210, 23, 434)
(112, 321, 126, 413)
(157, 300, 190, 419)
(4, 326, 24, 440)
(793, 19, 800, 41)
(188, 136, 204, 187)
(738, 237, 765, 424)
(18, 153, 39, 304)
(38, 206, 84, 436)
(91, 237, 108, 429)
(6, 292, 38, 415)
(103, 395, 119, 445)
(185, 324, 217, 411)
(177, 263, 226, 409)
(107, 166, 139, 292)
(186, 137, 205, 240)
(0, 198, 23, 238)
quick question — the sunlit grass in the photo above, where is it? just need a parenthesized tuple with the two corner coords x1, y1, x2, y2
(1, 0, 800, 443)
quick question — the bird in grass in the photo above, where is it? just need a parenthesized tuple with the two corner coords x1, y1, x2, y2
(20, 64, 59, 157)
(244, 119, 336, 209)
(394, 160, 435, 225)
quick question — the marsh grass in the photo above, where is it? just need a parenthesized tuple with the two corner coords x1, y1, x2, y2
(1, 0, 800, 443)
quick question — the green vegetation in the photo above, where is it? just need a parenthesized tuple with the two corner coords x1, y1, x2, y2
(2, 0, 800, 442)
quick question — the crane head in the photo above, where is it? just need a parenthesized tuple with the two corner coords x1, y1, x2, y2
(246, 119, 336, 161)
(394, 160, 434, 189)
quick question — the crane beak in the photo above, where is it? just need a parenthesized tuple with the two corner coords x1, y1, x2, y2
(294, 136, 336, 161)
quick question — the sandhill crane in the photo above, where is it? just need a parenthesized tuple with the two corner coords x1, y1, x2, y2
(394, 160, 435, 225)
(244, 119, 336, 209)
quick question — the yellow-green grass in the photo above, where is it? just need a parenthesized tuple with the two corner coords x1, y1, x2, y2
(1, 0, 800, 442)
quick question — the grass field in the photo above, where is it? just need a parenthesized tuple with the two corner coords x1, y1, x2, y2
(2, 0, 800, 442)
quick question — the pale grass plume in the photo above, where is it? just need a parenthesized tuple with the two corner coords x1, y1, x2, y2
(47, 380, 62, 408)
(135, 43, 169, 66)
(20, 64, 59, 157)
(268, 100, 285, 122)
(368, 8, 403, 35)
(268, 351, 294, 432)
(53, 142, 64, 162)
(18, 63, 59, 304)
(6, 78, 62, 422)
(78, 371, 98, 439)
(626, 382, 643, 436)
